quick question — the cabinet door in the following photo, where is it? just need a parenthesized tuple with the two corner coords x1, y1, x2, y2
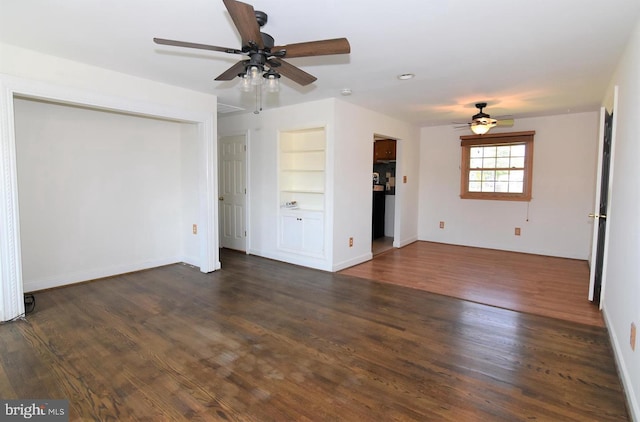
(302, 214, 324, 254)
(280, 212, 324, 255)
(387, 140, 397, 160)
(281, 214, 303, 250)
(373, 141, 386, 162)
(374, 140, 396, 162)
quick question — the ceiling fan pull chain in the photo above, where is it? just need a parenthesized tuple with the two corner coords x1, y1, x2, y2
(254, 84, 262, 114)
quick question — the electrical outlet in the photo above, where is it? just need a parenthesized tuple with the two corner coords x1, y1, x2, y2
(192, 224, 198, 235)
(439, 221, 445, 229)
(631, 322, 636, 351)
(515, 227, 521, 236)
(349, 237, 354, 247)
(403, 175, 407, 183)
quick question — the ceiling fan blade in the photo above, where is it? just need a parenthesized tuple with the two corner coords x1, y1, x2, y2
(154, 38, 242, 54)
(496, 119, 515, 127)
(272, 38, 351, 58)
(215, 60, 248, 81)
(223, 0, 264, 49)
(268, 59, 317, 86)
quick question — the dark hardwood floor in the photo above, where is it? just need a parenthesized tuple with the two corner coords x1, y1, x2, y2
(0, 248, 628, 421)
(343, 241, 603, 327)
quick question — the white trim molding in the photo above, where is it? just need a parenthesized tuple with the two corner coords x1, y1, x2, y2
(0, 73, 219, 321)
(0, 77, 25, 321)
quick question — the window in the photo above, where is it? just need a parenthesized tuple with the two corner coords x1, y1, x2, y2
(460, 131, 535, 201)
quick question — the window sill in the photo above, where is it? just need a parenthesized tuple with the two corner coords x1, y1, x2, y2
(460, 193, 531, 201)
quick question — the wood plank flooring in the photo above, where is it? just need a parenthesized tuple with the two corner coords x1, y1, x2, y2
(0, 249, 628, 421)
(343, 241, 603, 327)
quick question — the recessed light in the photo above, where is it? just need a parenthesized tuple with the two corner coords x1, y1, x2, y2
(341, 88, 352, 96)
(397, 73, 415, 80)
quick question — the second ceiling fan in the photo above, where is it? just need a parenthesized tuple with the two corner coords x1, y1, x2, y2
(457, 103, 514, 135)
(154, 0, 351, 88)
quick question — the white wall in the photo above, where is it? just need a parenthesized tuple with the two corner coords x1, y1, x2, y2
(14, 98, 198, 291)
(0, 43, 217, 114)
(181, 123, 200, 264)
(0, 44, 218, 307)
(332, 99, 420, 271)
(419, 112, 599, 259)
(219, 98, 421, 271)
(601, 17, 640, 421)
(219, 99, 335, 270)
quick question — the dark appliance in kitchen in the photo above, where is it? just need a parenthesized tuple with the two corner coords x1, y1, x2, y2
(372, 172, 385, 239)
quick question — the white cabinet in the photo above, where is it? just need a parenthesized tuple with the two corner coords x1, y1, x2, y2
(278, 127, 326, 257)
(280, 210, 324, 255)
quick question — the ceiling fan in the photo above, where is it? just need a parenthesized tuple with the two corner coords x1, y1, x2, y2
(153, 0, 351, 88)
(456, 103, 514, 135)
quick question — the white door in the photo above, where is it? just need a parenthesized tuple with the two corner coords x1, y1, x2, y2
(219, 134, 246, 251)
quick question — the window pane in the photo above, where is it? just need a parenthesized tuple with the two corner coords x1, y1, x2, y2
(482, 170, 495, 181)
(470, 158, 483, 168)
(511, 157, 525, 168)
(509, 182, 523, 193)
(496, 170, 509, 181)
(495, 182, 509, 192)
(483, 146, 497, 158)
(469, 182, 481, 192)
(511, 144, 525, 156)
(470, 147, 483, 158)
(482, 181, 495, 192)
(482, 157, 496, 168)
(509, 170, 524, 182)
(469, 170, 482, 181)
(496, 157, 510, 168)
(496, 146, 511, 157)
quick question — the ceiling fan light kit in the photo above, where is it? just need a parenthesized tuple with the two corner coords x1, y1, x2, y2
(153, 0, 350, 113)
(470, 121, 495, 135)
(463, 102, 511, 135)
(263, 69, 281, 93)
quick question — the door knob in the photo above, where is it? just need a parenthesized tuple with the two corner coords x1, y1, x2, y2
(588, 213, 607, 219)
(218, 196, 224, 201)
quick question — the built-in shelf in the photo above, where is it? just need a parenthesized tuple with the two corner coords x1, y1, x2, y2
(279, 128, 326, 212)
(278, 127, 326, 256)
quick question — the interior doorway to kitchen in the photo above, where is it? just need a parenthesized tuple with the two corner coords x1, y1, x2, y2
(372, 134, 397, 255)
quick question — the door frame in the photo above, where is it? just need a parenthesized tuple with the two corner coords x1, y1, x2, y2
(588, 86, 619, 307)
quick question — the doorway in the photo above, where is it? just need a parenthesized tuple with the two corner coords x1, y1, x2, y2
(0, 75, 218, 321)
(218, 134, 247, 252)
(372, 135, 397, 255)
(588, 86, 618, 306)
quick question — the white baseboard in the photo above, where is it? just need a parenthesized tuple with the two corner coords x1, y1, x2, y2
(247, 248, 332, 271)
(180, 255, 200, 269)
(23, 256, 183, 292)
(395, 236, 418, 248)
(332, 252, 372, 272)
(603, 306, 639, 421)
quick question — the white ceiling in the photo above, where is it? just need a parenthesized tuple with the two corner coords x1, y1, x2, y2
(1, 0, 639, 126)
